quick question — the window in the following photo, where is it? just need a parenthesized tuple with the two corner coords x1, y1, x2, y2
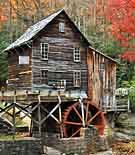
(59, 22, 65, 32)
(41, 43, 49, 60)
(48, 80, 66, 89)
(99, 63, 105, 81)
(74, 48, 80, 62)
(73, 71, 81, 87)
(57, 80, 66, 89)
(100, 63, 105, 70)
(41, 70, 48, 84)
(19, 56, 29, 64)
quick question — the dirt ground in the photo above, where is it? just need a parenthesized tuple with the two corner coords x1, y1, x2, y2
(44, 142, 135, 155)
(112, 141, 135, 155)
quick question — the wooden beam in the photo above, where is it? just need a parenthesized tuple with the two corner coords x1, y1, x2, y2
(40, 105, 60, 124)
(15, 103, 39, 125)
(13, 91, 16, 139)
(38, 95, 42, 138)
(40, 98, 61, 124)
(79, 99, 85, 127)
(58, 95, 63, 138)
(0, 105, 14, 117)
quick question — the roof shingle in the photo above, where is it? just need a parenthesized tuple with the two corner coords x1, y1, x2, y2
(4, 9, 64, 52)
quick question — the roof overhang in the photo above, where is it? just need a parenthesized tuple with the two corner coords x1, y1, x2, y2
(89, 46, 118, 63)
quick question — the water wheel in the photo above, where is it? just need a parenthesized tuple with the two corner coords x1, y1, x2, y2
(63, 99, 105, 138)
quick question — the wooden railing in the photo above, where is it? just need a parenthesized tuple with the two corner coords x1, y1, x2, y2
(102, 98, 130, 112)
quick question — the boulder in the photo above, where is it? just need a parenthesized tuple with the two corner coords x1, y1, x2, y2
(91, 149, 112, 155)
(95, 136, 109, 151)
(113, 132, 131, 142)
(121, 129, 135, 141)
(116, 113, 135, 128)
(115, 113, 129, 128)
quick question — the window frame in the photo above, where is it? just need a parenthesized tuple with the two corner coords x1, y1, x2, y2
(59, 22, 65, 33)
(40, 43, 49, 60)
(40, 69, 48, 84)
(73, 71, 81, 87)
(74, 47, 81, 62)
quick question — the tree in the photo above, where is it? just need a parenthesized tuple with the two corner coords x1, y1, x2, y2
(0, 31, 9, 83)
(104, 0, 135, 50)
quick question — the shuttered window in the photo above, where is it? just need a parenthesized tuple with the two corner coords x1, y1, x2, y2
(41, 43, 49, 60)
(74, 48, 80, 62)
(73, 71, 81, 87)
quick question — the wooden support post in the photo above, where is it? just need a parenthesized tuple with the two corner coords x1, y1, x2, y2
(128, 97, 130, 112)
(38, 95, 42, 138)
(1, 87, 4, 102)
(58, 95, 63, 138)
(79, 98, 85, 127)
(38, 95, 47, 155)
(13, 90, 16, 139)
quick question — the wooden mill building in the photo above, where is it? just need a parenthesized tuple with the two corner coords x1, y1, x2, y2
(1, 9, 119, 138)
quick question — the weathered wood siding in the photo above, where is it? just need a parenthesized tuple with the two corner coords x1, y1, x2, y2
(87, 49, 116, 109)
(8, 47, 32, 89)
(7, 11, 116, 112)
(32, 12, 88, 91)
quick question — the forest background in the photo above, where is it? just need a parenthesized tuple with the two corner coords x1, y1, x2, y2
(0, 0, 135, 89)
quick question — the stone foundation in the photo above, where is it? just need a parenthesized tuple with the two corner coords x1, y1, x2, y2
(0, 137, 42, 155)
(42, 126, 109, 154)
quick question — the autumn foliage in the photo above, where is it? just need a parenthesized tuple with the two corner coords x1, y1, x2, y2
(105, 0, 135, 48)
(95, 0, 135, 62)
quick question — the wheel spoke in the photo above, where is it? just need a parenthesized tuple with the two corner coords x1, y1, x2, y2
(64, 121, 82, 126)
(87, 111, 101, 125)
(72, 105, 83, 122)
(70, 128, 81, 137)
(63, 100, 105, 137)
(85, 102, 89, 122)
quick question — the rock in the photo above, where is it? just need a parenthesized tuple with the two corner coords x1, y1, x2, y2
(113, 132, 131, 142)
(114, 127, 135, 141)
(95, 136, 109, 151)
(115, 113, 129, 128)
(116, 113, 135, 128)
(91, 149, 112, 155)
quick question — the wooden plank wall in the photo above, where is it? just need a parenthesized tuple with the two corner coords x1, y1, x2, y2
(87, 49, 116, 109)
(32, 12, 89, 91)
(8, 47, 32, 90)
(7, 11, 116, 112)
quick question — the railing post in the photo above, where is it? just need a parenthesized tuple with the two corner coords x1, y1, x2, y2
(128, 97, 130, 112)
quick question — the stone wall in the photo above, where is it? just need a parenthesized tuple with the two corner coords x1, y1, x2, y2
(42, 126, 109, 155)
(0, 138, 42, 155)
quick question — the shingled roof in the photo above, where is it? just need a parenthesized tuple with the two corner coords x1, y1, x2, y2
(4, 9, 64, 52)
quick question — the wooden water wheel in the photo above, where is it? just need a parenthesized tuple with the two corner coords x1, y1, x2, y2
(63, 99, 105, 138)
